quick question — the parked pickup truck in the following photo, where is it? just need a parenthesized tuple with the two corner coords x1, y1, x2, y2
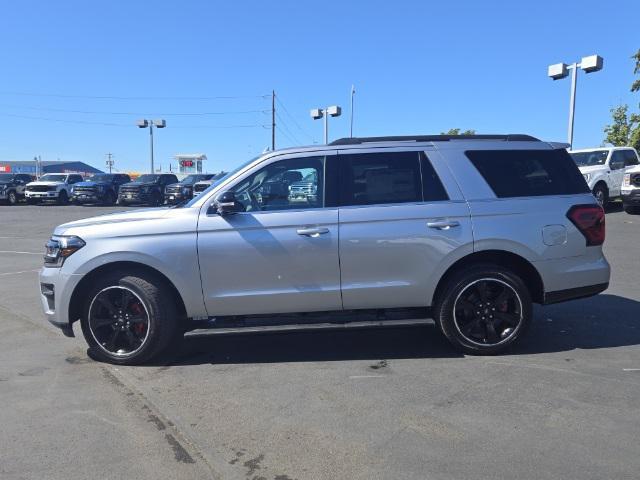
(25, 173, 84, 205)
(0, 173, 34, 205)
(164, 174, 215, 205)
(622, 163, 640, 214)
(118, 173, 178, 206)
(72, 173, 131, 205)
(569, 147, 640, 205)
(40, 134, 610, 365)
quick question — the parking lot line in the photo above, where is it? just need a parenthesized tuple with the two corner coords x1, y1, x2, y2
(0, 250, 42, 255)
(0, 269, 40, 276)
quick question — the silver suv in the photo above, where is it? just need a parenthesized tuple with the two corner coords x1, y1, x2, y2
(39, 135, 610, 365)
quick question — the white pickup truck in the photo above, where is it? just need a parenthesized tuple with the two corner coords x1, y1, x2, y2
(25, 173, 84, 205)
(569, 147, 640, 205)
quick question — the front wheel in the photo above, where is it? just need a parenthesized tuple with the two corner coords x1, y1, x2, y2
(7, 190, 17, 205)
(433, 264, 532, 355)
(57, 190, 69, 205)
(80, 270, 181, 365)
(592, 184, 608, 207)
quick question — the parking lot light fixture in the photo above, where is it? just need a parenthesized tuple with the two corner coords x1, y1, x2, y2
(137, 119, 166, 173)
(548, 55, 603, 149)
(310, 106, 342, 144)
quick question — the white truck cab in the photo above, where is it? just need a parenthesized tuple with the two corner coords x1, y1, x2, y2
(569, 147, 640, 205)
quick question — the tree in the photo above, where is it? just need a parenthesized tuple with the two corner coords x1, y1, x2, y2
(604, 49, 640, 151)
(441, 128, 476, 135)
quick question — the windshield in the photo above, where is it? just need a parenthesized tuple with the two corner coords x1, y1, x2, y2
(184, 157, 260, 207)
(133, 174, 160, 183)
(87, 174, 113, 182)
(0, 173, 15, 181)
(181, 174, 211, 184)
(570, 150, 608, 167)
(39, 174, 67, 182)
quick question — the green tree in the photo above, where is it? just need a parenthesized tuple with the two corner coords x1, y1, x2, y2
(441, 128, 476, 135)
(604, 49, 640, 150)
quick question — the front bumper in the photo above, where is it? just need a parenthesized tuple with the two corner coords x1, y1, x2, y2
(73, 192, 102, 203)
(39, 267, 84, 337)
(621, 189, 640, 206)
(118, 191, 152, 203)
(26, 190, 59, 199)
(164, 192, 190, 204)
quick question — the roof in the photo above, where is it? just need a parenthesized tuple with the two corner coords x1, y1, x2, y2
(569, 146, 637, 153)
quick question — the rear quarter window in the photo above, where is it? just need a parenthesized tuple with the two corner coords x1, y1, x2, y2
(465, 149, 590, 198)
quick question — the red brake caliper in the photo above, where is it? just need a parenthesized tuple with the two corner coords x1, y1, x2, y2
(130, 302, 146, 334)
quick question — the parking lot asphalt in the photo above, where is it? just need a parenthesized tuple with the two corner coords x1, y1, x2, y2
(1, 203, 639, 480)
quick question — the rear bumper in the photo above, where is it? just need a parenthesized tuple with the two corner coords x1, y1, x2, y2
(543, 282, 608, 305)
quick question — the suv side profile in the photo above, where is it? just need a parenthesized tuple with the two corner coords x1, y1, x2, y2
(569, 147, 640, 205)
(39, 135, 610, 365)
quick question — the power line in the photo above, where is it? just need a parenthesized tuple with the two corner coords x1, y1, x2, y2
(275, 95, 316, 142)
(0, 91, 270, 100)
(0, 103, 269, 116)
(0, 112, 268, 129)
(275, 112, 302, 145)
(276, 125, 300, 146)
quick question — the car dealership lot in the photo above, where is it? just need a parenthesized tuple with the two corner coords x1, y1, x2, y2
(1, 204, 639, 480)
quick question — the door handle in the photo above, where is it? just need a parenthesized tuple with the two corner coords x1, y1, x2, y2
(297, 227, 329, 237)
(427, 220, 460, 230)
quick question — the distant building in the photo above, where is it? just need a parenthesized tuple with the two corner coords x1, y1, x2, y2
(0, 160, 102, 177)
(175, 154, 207, 174)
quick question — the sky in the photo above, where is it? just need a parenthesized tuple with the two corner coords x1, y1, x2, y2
(0, 0, 638, 173)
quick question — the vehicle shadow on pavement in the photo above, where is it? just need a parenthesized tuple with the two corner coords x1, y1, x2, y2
(512, 294, 640, 355)
(159, 294, 640, 366)
(170, 323, 463, 365)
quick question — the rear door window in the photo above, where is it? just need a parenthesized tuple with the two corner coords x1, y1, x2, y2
(339, 151, 433, 206)
(466, 149, 589, 198)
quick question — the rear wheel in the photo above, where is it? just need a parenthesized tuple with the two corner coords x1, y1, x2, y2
(592, 183, 608, 207)
(80, 270, 181, 365)
(433, 264, 532, 355)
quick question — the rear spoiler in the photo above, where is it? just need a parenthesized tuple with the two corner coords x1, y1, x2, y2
(547, 142, 571, 149)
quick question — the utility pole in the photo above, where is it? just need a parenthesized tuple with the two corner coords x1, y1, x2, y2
(271, 90, 276, 151)
(105, 153, 114, 173)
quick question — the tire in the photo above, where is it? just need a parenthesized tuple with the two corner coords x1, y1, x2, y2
(624, 205, 640, 215)
(104, 191, 117, 206)
(433, 264, 532, 355)
(57, 190, 69, 205)
(592, 183, 608, 207)
(7, 190, 17, 205)
(151, 191, 161, 207)
(80, 270, 181, 365)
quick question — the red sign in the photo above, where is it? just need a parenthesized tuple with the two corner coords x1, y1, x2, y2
(0, 165, 11, 172)
(181, 160, 194, 167)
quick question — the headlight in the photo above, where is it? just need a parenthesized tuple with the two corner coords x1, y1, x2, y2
(44, 235, 85, 268)
(583, 173, 590, 182)
(182, 187, 191, 195)
(48, 186, 58, 191)
(0, 184, 6, 192)
(624, 174, 631, 187)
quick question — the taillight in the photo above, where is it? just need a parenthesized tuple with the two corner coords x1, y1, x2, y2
(567, 204, 605, 246)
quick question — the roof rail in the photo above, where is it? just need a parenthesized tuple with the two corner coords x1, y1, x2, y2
(329, 134, 540, 146)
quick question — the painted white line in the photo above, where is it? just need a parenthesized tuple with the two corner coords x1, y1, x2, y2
(0, 250, 41, 255)
(0, 269, 40, 276)
(349, 375, 385, 379)
(623, 368, 640, 372)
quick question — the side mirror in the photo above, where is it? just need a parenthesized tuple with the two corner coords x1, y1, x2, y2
(610, 160, 624, 170)
(214, 191, 238, 215)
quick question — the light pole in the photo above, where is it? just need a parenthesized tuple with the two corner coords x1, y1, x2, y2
(548, 55, 603, 149)
(310, 106, 342, 144)
(137, 119, 166, 173)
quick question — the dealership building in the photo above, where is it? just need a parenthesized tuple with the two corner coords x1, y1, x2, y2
(0, 160, 102, 176)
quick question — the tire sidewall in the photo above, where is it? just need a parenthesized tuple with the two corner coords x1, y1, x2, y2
(435, 265, 532, 355)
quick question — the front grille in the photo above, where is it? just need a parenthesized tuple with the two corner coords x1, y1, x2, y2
(119, 186, 141, 195)
(632, 174, 640, 188)
(194, 183, 210, 193)
(290, 182, 315, 194)
(73, 186, 96, 194)
(27, 185, 53, 192)
(166, 185, 183, 194)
